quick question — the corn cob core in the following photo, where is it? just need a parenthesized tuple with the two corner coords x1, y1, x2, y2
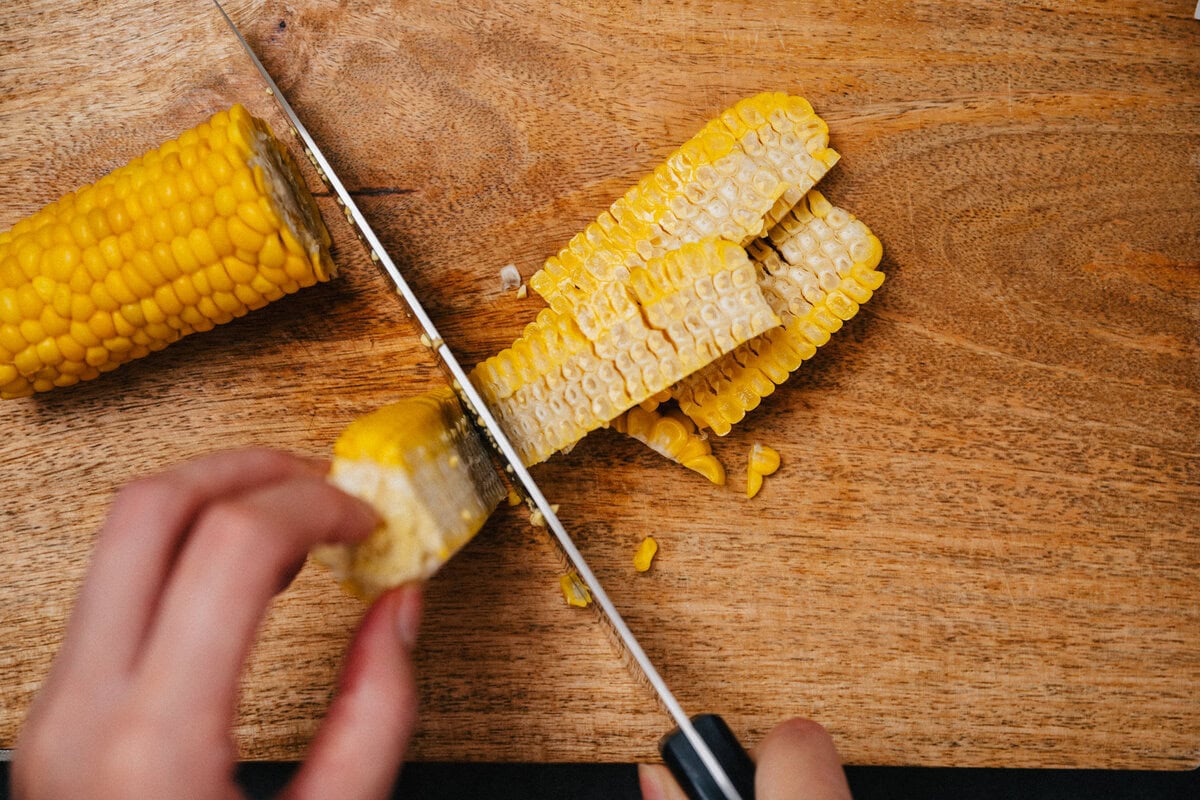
(470, 238, 779, 466)
(0, 104, 333, 399)
(316, 388, 506, 599)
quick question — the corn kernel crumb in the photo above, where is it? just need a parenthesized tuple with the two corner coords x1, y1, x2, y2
(500, 264, 521, 290)
(633, 536, 658, 572)
(560, 571, 592, 607)
(528, 503, 560, 528)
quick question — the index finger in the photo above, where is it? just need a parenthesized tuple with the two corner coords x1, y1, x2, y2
(136, 473, 377, 720)
(59, 449, 328, 682)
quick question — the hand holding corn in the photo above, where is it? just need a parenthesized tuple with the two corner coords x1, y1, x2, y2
(11, 449, 420, 800)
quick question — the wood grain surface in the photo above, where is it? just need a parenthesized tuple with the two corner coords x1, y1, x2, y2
(1, 0, 1197, 770)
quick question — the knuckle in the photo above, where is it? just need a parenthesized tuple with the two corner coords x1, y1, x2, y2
(195, 499, 275, 551)
(229, 446, 296, 474)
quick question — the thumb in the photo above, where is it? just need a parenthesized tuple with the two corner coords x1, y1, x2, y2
(754, 718, 852, 800)
(281, 586, 423, 800)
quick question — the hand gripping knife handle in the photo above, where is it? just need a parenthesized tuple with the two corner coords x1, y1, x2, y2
(661, 714, 757, 800)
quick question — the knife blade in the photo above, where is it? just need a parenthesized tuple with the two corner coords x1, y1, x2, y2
(211, 3, 754, 797)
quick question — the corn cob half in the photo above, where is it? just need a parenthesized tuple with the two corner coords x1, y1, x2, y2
(315, 388, 506, 599)
(0, 104, 333, 399)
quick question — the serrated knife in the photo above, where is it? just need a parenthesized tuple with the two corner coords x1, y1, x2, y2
(212, 3, 755, 797)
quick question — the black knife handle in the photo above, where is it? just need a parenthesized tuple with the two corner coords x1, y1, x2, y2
(660, 714, 755, 800)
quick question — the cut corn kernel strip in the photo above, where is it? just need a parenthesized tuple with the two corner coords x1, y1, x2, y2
(560, 571, 593, 607)
(633, 536, 659, 572)
(746, 442, 781, 498)
(673, 190, 884, 435)
(0, 104, 333, 399)
(471, 238, 779, 466)
(529, 92, 838, 317)
(314, 388, 506, 599)
(610, 404, 725, 485)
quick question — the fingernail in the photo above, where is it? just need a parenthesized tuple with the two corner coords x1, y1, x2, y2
(394, 587, 422, 648)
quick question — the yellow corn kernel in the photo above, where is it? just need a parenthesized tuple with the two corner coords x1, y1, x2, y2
(633, 536, 658, 572)
(746, 442, 781, 499)
(258, 233, 286, 270)
(0, 104, 334, 398)
(560, 571, 593, 607)
(610, 404, 726, 485)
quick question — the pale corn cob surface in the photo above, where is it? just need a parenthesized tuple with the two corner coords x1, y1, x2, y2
(672, 190, 884, 435)
(471, 238, 779, 466)
(0, 104, 333, 399)
(315, 388, 506, 600)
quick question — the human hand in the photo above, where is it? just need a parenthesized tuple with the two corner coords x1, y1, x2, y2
(639, 718, 852, 800)
(12, 448, 422, 800)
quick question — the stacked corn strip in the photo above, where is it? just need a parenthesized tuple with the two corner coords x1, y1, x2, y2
(529, 92, 838, 318)
(315, 388, 507, 598)
(470, 238, 779, 466)
(0, 104, 333, 399)
(672, 190, 884, 435)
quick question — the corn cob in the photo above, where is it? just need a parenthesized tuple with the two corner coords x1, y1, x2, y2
(315, 388, 506, 599)
(672, 190, 884, 435)
(0, 104, 333, 399)
(471, 238, 779, 466)
(528, 92, 838, 318)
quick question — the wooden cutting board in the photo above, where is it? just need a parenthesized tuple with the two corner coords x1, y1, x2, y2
(1, 0, 1197, 770)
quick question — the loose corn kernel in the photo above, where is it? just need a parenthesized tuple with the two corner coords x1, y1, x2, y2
(560, 571, 593, 607)
(746, 442, 781, 498)
(610, 404, 726, 485)
(0, 104, 334, 398)
(633, 536, 658, 572)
